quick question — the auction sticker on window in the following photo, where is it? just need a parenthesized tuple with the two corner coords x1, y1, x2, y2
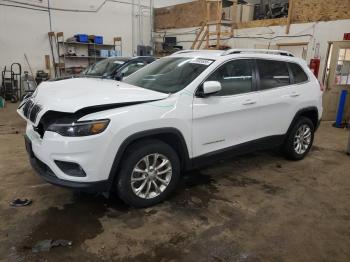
(190, 59, 214, 66)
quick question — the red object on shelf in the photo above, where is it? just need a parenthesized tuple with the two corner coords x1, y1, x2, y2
(309, 58, 321, 78)
(344, 33, 350, 40)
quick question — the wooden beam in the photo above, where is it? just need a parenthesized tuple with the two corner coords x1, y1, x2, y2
(231, 0, 238, 37)
(216, 1, 222, 48)
(191, 22, 206, 49)
(286, 0, 293, 34)
(197, 29, 208, 50)
(206, 1, 211, 48)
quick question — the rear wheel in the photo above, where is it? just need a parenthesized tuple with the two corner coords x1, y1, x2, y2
(116, 139, 181, 207)
(283, 117, 314, 160)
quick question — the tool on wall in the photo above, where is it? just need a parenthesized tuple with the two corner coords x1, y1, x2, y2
(21, 71, 36, 100)
(24, 54, 36, 82)
(48, 32, 59, 78)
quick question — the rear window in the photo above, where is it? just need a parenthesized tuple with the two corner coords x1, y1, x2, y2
(257, 60, 290, 90)
(289, 63, 309, 83)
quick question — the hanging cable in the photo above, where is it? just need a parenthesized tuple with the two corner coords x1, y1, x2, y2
(1, 0, 149, 13)
(0, 2, 47, 11)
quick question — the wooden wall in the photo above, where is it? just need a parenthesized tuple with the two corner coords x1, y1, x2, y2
(155, 0, 350, 30)
(155, 1, 206, 30)
(292, 0, 350, 23)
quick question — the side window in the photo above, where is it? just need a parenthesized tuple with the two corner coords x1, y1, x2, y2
(257, 60, 290, 90)
(121, 62, 146, 77)
(289, 63, 308, 83)
(207, 59, 253, 96)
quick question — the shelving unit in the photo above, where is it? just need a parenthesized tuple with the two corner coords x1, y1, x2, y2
(55, 32, 123, 76)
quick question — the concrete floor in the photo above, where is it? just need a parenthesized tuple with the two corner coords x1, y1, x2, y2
(0, 103, 350, 262)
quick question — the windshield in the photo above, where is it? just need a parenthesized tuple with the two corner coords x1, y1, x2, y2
(84, 58, 127, 77)
(123, 57, 213, 93)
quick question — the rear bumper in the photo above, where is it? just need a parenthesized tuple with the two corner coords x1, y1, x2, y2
(25, 135, 111, 192)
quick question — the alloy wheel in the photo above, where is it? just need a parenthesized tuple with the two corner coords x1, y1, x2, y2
(293, 124, 312, 155)
(131, 153, 172, 199)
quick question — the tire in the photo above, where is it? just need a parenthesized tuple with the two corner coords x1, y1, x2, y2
(283, 116, 315, 160)
(116, 139, 181, 208)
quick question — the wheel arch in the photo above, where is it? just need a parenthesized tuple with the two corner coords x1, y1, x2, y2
(107, 128, 191, 189)
(287, 107, 320, 135)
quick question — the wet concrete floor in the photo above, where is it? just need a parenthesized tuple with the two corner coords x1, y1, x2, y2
(1, 103, 350, 261)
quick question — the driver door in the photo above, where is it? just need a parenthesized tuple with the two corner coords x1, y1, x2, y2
(192, 59, 261, 157)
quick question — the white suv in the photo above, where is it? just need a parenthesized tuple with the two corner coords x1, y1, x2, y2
(18, 49, 323, 207)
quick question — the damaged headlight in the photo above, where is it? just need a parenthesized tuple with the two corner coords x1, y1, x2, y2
(47, 119, 110, 137)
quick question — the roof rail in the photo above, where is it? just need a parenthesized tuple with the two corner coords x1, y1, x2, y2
(222, 49, 295, 57)
(171, 50, 224, 56)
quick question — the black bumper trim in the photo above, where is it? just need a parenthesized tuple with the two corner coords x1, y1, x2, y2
(29, 156, 110, 192)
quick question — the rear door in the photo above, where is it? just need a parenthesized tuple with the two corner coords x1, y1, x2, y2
(255, 59, 298, 137)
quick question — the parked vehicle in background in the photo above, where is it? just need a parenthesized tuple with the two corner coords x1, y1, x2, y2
(18, 49, 323, 208)
(82, 56, 156, 80)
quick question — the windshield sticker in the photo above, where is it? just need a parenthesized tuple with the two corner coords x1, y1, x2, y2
(113, 61, 125, 65)
(189, 59, 213, 66)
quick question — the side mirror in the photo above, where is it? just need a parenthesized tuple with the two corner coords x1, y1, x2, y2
(198, 81, 222, 97)
(114, 73, 125, 81)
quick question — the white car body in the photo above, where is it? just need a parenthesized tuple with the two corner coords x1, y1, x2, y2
(18, 49, 323, 193)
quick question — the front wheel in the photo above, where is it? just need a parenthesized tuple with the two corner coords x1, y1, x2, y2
(283, 117, 315, 160)
(116, 139, 181, 207)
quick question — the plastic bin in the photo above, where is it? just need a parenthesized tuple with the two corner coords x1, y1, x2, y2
(88, 35, 103, 44)
(109, 50, 117, 57)
(74, 34, 88, 43)
(94, 36, 103, 44)
(100, 50, 109, 58)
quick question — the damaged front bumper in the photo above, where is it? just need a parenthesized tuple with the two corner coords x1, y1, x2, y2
(24, 134, 111, 193)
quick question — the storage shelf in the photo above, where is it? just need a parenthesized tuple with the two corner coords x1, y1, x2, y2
(55, 32, 122, 77)
(58, 41, 116, 47)
(60, 55, 107, 59)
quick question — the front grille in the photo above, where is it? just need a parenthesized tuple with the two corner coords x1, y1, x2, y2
(22, 100, 42, 123)
(23, 100, 34, 118)
(29, 104, 42, 123)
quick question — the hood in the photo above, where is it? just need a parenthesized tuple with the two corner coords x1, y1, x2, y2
(33, 78, 168, 113)
(18, 78, 169, 126)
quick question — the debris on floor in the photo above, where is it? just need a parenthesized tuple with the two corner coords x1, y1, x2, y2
(32, 239, 73, 253)
(10, 198, 32, 207)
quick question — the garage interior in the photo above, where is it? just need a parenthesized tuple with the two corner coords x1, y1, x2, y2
(1, 0, 350, 261)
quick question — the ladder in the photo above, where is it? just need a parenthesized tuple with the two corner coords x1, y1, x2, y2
(191, 0, 237, 50)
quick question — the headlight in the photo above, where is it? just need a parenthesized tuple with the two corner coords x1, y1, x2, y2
(47, 119, 110, 137)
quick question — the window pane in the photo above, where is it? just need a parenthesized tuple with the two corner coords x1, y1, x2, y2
(257, 60, 290, 90)
(122, 62, 145, 77)
(289, 63, 308, 83)
(207, 60, 253, 96)
(334, 48, 350, 85)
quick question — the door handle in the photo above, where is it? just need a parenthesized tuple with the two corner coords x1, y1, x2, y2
(290, 93, 301, 98)
(242, 100, 257, 105)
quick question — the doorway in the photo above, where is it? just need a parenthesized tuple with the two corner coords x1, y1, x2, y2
(323, 41, 350, 121)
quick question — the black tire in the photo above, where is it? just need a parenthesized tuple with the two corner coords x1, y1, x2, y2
(116, 139, 181, 208)
(283, 116, 315, 160)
